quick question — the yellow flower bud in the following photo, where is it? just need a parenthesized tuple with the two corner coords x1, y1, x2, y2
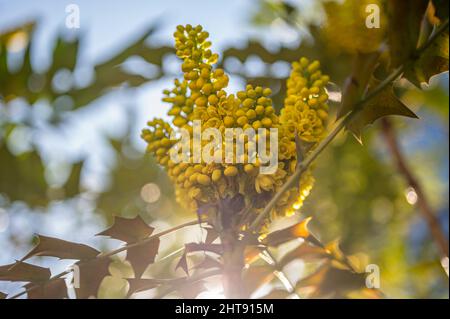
(224, 166, 238, 177)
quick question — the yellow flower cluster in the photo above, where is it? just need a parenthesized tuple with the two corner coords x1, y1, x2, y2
(141, 24, 330, 228)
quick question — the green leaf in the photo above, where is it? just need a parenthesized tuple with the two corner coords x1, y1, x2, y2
(21, 235, 100, 261)
(347, 80, 418, 141)
(405, 29, 449, 87)
(0, 145, 48, 206)
(0, 261, 51, 283)
(50, 36, 79, 73)
(338, 52, 381, 119)
(0, 291, 6, 299)
(387, 0, 430, 68)
(62, 161, 84, 198)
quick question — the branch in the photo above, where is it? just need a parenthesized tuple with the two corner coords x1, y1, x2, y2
(380, 118, 449, 260)
(247, 19, 449, 233)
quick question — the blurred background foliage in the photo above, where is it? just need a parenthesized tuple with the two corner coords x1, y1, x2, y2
(0, 0, 448, 298)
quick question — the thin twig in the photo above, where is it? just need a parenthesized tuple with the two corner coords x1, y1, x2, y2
(380, 118, 449, 260)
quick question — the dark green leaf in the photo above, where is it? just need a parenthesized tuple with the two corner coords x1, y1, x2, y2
(387, 0, 429, 68)
(347, 80, 418, 141)
(405, 29, 449, 87)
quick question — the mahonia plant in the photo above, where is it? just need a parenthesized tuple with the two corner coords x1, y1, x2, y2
(141, 24, 330, 231)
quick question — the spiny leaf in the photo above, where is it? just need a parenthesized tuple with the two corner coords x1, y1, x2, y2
(74, 258, 111, 299)
(405, 29, 449, 87)
(279, 243, 329, 268)
(26, 278, 68, 299)
(97, 216, 159, 278)
(176, 243, 223, 275)
(347, 80, 418, 142)
(204, 226, 219, 244)
(338, 52, 381, 119)
(296, 263, 367, 298)
(262, 217, 312, 247)
(126, 238, 160, 278)
(22, 235, 100, 261)
(0, 261, 50, 283)
(96, 215, 155, 243)
(387, 0, 430, 68)
(126, 278, 160, 297)
(175, 253, 189, 276)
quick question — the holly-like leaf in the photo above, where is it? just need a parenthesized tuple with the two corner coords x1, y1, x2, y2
(97, 215, 155, 243)
(74, 258, 111, 299)
(204, 226, 219, 244)
(347, 80, 418, 141)
(263, 217, 312, 247)
(338, 52, 381, 119)
(26, 278, 68, 299)
(176, 243, 223, 276)
(279, 243, 329, 268)
(387, 0, 430, 68)
(296, 263, 367, 298)
(0, 261, 50, 283)
(22, 235, 100, 261)
(126, 238, 160, 278)
(126, 278, 160, 297)
(175, 253, 189, 276)
(97, 216, 159, 278)
(405, 29, 449, 87)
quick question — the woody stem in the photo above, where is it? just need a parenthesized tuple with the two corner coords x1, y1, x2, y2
(220, 230, 247, 298)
